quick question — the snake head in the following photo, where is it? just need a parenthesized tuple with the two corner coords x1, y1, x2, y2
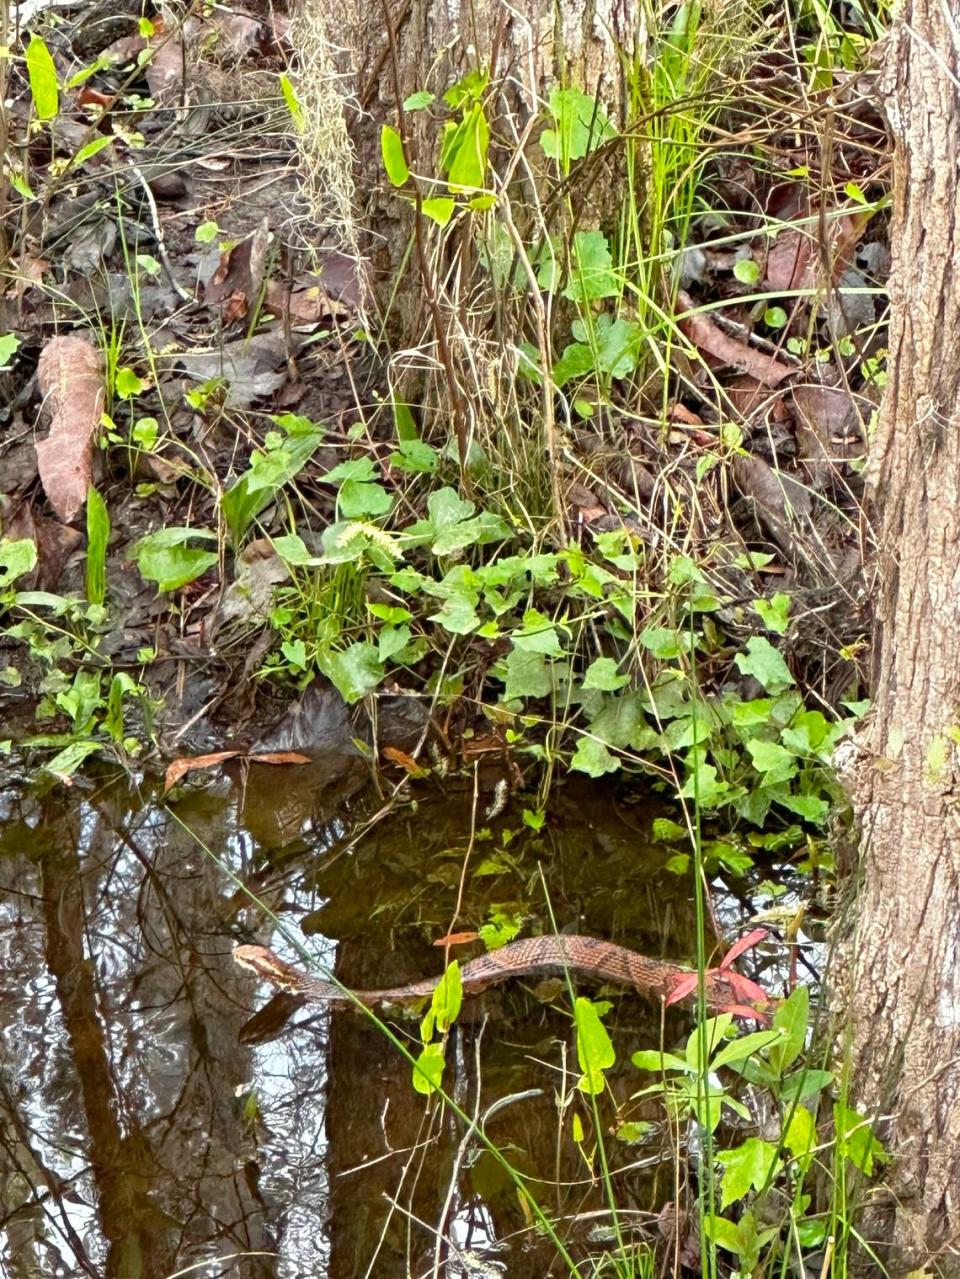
(233, 943, 305, 993)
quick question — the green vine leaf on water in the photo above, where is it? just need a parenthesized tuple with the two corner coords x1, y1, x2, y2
(381, 125, 409, 186)
(27, 35, 59, 121)
(716, 1137, 780, 1209)
(735, 635, 795, 693)
(575, 997, 615, 1095)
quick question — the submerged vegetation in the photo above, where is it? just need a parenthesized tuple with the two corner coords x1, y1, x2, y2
(0, 0, 902, 1274)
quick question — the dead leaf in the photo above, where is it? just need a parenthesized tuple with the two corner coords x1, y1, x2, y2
(433, 931, 481, 947)
(248, 751, 311, 765)
(164, 750, 240, 792)
(163, 748, 310, 792)
(382, 746, 430, 777)
(676, 292, 793, 388)
(205, 217, 270, 315)
(35, 334, 105, 521)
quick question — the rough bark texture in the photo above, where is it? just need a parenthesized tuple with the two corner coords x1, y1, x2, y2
(850, 5, 960, 1273)
(295, 0, 635, 330)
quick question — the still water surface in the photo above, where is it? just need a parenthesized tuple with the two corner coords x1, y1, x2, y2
(0, 751, 775, 1278)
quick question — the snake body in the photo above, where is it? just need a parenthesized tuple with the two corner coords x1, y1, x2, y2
(233, 935, 762, 1012)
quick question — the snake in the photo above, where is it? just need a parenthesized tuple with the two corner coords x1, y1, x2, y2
(233, 935, 770, 1014)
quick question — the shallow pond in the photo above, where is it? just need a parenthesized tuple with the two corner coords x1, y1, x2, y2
(0, 748, 795, 1278)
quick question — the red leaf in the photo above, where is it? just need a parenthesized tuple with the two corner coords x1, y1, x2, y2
(719, 927, 769, 971)
(665, 973, 699, 1007)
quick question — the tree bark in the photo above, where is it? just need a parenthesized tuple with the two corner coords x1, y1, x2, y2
(848, 5, 960, 1273)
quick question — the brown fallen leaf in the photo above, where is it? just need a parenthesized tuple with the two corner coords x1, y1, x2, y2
(163, 748, 311, 793)
(204, 217, 270, 315)
(433, 931, 481, 947)
(248, 751, 311, 766)
(382, 746, 431, 777)
(676, 291, 794, 389)
(35, 333, 105, 521)
(164, 750, 240, 793)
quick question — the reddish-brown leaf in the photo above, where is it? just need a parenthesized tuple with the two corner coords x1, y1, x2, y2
(433, 931, 481, 947)
(718, 927, 769, 971)
(247, 751, 311, 766)
(164, 751, 240, 793)
(382, 746, 431, 777)
(35, 334, 105, 521)
(676, 292, 793, 388)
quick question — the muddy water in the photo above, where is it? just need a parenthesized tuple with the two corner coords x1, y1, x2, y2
(0, 753, 772, 1279)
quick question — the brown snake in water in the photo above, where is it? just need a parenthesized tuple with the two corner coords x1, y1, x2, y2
(233, 936, 773, 1015)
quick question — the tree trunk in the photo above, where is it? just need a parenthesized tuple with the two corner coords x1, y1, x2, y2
(848, 5, 960, 1273)
(292, 0, 635, 378)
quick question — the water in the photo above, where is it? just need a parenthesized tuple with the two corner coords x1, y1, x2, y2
(0, 754, 781, 1278)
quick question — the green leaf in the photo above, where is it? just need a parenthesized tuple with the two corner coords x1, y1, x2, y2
(412, 1041, 445, 1095)
(570, 736, 619, 778)
(421, 197, 456, 227)
(380, 124, 409, 186)
(781, 1068, 833, 1101)
(73, 135, 114, 167)
(562, 231, 618, 302)
(765, 305, 788, 329)
(735, 635, 795, 693)
(783, 1104, 815, 1157)
(390, 439, 438, 474)
(115, 366, 144, 399)
(339, 480, 393, 518)
(429, 961, 462, 1033)
(582, 657, 628, 691)
(711, 1029, 786, 1071)
(501, 647, 552, 700)
(746, 738, 798, 779)
(512, 609, 563, 656)
(575, 997, 615, 1094)
(540, 87, 615, 169)
(444, 103, 489, 191)
(0, 333, 20, 368)
(195, 220, 220, 244)
(754, 591, 791, 633)
(733, 257, 760, 285)
(320, 642, 385, 703)
(702, 1214, 743, 1255)
(835, 1103, 889, 1173)
(716, 1138, 779, 1209)
(403, 90, 435, 110)
(26, 35, 59, 121)
(279, 72, 305, 129)
(0, 538, 39, 589)
(132, 527, 218, 591)
(44, 740, 102, 780)
(85, 487, 110, 606)
(768, 986, 808, 1074)
(429, 595, 481, 635)
(631, 1050, 688, 1073)
(221, 418, 324, 542)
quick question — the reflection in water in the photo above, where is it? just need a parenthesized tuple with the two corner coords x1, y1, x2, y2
(0, 758, 777, 1277)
